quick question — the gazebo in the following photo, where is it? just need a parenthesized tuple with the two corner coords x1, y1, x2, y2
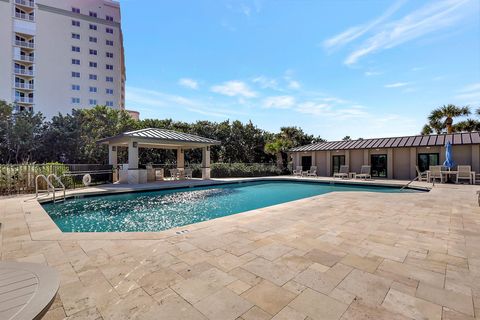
(97, 128, 221, 183)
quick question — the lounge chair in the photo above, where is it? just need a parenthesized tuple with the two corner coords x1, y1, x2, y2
(170, 168, 179, 180)
(293, 166, 303, 177)
(416, 166, 428, 182)
(429, 165, 443, 183)
(456, 165, 473, 184)
(306, 166, 317, 177)
(356, 165, 371, 180)
(184, 168, 193, 179)
(333, 165, 349, 179)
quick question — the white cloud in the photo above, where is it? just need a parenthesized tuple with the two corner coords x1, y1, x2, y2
(178, 78, 199, 90)
(211, 80, 257, 98)
(384, 82, 410, 88)
(287, 80, 301, 90)
(455, 83, 480, 104)
(323, 0, 405, 50)
(343, 0, 475, 65)
(252, 76, 279, 90)
(364, 71, 382, 76)
(263, 96, 295, 109)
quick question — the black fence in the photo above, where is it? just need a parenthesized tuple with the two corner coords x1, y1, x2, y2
(0, 164, 113, 195)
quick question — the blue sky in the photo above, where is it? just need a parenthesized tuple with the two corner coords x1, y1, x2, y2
(120, 0, 480, 140)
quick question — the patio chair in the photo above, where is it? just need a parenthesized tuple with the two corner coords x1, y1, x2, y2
(293, 166, 303, 177)
(306, 166, 317, 177)
(170, 168, 179, 180)
(456, 165, 473, 184)
(333, 165, 349, 179)
(416, 166, 428, 182)
(355, 165, 371, 180)
(184, 168, 193, 179)
(429, 165, 443, 183)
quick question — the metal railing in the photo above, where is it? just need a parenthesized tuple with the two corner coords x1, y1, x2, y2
(14, 40, 34, 48)
(16, 97, 34, 103)
(14, 82, 34, 90)
(47, 174, 65, 202)
(14, 54, 34, 62)
(15, 0, 35, 7)
(14, 12, 35, 21)
(14, 68, 34, 76)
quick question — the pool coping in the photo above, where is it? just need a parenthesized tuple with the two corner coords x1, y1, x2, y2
(23, 177, 432, 241)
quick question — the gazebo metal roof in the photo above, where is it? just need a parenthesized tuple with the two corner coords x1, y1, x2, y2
(97, 128, 221, 146)
(290, 132, 480, 152)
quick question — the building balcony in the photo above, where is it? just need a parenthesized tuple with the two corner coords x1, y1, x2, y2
(14, 68, 34, 76)
(14, 12, 35, 22)
(16, 97, 34, 104)
(15, 0, 35, 8)
(14, 82, 34, 90)
(14, 40, 35, 48)
(14, 54, 34, 63)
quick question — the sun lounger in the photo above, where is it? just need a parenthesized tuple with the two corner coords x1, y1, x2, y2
(456, 165, 474, 184)
(333, 165, 349, 179)
(184, 168, 193, 179)
(355, 165, 371, 180)
(293, 166, 303, 177)
(429, 165, 443, 183)
(415, 166, 428, 182)
(306, 166, 317, 177)
(0, 262, 59, 320)
(170, 168, 179, 180)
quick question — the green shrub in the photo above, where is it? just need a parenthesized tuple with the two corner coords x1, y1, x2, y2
(188, 163, 282, 178)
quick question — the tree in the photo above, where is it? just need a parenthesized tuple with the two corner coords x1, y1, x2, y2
(425, 104, 470, 134)
(8, 109, 45, 163)
(342, 136, 351, 141)
(454, 119, 480, 132)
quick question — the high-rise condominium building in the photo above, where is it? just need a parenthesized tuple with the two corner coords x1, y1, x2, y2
(0, 0, 126, 117)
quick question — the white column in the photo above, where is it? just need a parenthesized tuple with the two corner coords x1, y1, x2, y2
(345, 150, 350, 168)
(326, 151, 331, 176)
(177, 148, 185, 171)
(409, 147, 417, 179)
(108, 144, 117, 166)
(363, 150, 369, 165)
(387, 148, 393, 179)
(201, 146, 211, 179)
(128, 140, 139, 169)
(311, 151, 316, 168)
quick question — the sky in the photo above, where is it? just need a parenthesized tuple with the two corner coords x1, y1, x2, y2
(120, 0, 480, 141)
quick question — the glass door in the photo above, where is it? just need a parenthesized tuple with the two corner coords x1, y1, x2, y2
(332, 155, 345, 174)
(418, 153, 439, 172)
(371, 154, 387, 177)
(301, 156, 312, 171)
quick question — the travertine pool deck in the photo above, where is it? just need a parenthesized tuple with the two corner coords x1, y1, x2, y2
(0, 178, 479, 319)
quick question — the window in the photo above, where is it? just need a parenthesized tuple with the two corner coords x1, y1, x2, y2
(71, 84, 80, 91)
(89, 74, 97, 80)
(106, 76, 113, 82)
(89, 49, 97, 55)
(106, 15, 114, 21)
(71, 46, 80, 52)
(106, 52, 113, 58)
(89, 24, 97, 30)
(106, 88, 113, 94)
(89, 36, 97, 43)
(71, 97, 80, 104)
(418, 153, 439, 173)
(71, 59, 80, 65)
(106, 101, 113, 107)
(89, 99, 97, 105)
(106, 64, 113, 70)
(371, 154, 387, 177)
(89, 62, 97, 68)
(106, 40, 114, 46)
(89, 86, 97, 93)
(71, 72, 80, 78)
(71, 7, 80, 13)
(72, 33, 80, 40)
(106, 27, 114, 34)
(89, 11, 97, 18)
(72, 20, 80, 27)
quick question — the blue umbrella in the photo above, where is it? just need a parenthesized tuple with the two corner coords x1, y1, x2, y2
(443, 140, 455, 170)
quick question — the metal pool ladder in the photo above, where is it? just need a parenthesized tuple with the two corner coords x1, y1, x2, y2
(35, 174, 66, 203)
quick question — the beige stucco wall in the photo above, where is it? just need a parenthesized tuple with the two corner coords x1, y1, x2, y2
(393, 148, 410, 180)
(314, 151, 328, 176)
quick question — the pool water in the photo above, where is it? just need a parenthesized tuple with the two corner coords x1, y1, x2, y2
(42, 181, 419, 232)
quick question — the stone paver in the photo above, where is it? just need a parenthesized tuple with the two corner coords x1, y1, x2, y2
(1, 179, 479, 319)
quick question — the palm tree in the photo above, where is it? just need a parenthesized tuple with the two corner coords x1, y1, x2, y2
(264, 138, 292, 169)
(454, 119, 480, 132)
(427, 104, 470, 134)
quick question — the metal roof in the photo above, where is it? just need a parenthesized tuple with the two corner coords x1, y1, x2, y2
(97, 128, 221, 145)
(290, 132, 480, 152)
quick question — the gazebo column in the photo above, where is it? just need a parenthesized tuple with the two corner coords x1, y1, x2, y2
(108, 144, 118, 182)
(128, 140, 138, 169)
(177, 148, 185, 172)
(201, 146, 211, 180)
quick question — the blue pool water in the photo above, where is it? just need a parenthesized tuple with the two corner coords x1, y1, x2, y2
(42, 181, 420, 232)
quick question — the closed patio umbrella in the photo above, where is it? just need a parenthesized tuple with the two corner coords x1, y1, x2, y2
(443, 140, 455, 170)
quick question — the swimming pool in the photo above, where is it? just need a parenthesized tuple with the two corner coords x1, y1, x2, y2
(42, 180, 420, 232)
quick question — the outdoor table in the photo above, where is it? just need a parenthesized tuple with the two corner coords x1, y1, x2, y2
(301, 171, 309, 177)
(348, 172, 356, 179)
(441, 170, 458, 183)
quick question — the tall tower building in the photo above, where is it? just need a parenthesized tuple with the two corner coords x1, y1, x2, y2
(0, 0, 126, 117)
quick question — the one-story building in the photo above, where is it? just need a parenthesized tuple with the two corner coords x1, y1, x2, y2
(289, 132, 480, 180)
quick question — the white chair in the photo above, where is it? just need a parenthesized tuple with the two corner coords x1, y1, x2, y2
(306, 166, 317, 177)
(429, 165, 443, 183)
(170, 168, 179, 180)
(456, 165, 473, 184)
(416, 166, 428, 182)
(356, 165, 371, 180)
(293, 166, 303, 177)
(184, 168, 193, 179)
(333, 165, 349, 179)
